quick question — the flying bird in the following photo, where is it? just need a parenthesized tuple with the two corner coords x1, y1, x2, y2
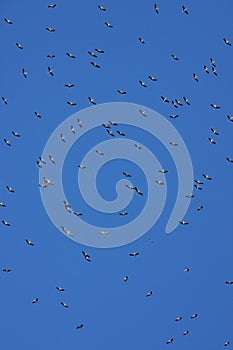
(175, 317, 182, 321)
(130, 252, 139, 257)
(88, 97, 96, 105)
(34, 111, 42, 118)
(56, 287, 64, 291)
(179, 221, 189, 225)
(117, 130, 125, 136)
(16, 42, 23, 49)
(82, 251, 91, 262)
(225, 281, 233, 285)
(139, 80, 147, 87)
(76, 324, 84, 329)
(4, 139, 11, 146)
(65, 83, 75, 88)
(208, 137, 216, 144)
(148, 75, 157, 81)
(32, 298, 39, 304)
(204, 65, 209, 74)
(22, 68, 27, 78)
(67, 101, 77, 106)
(124, 276, 128, 281)
(211, 128, 219, 135)
(226, 157, 233, 163)
(202, 174, 212, 180)
(2, 220, 11, 226)
(48, 67, 54, 76)
(146, 291, 152, 297)
(46, 27, 55, 32)
(183, 96, 190, 105)
(183, 331, 189, 336)
(48, 4, 56, 8)
(193, 73, 198, 82)
(138, 37, 145, 44)
(88, 51, 97, 58)
(95, 48, 104, 53)
(166, 338, 174, 344)
(117, 90, 126, 94)
(26, 239, 34, 246)
(61, 302, 68, 308)
(184, 267, 190, 272)
(98, 5, 106, 11)
(171, 54, 179, 61)
(12, 131, 20, 137)
(210, 103, 220, 109)
(191, 313, 198, 319)
(47, 54, 55, 58)
(3, 269, 11, 273)
(182, 5, 188, 14)
(212, 67, 218, 75)
(154, 4, 159, 13)
(66, 52, 76, 58)
(105, 22, 113, 28)
(123, 172, 131, 177)
(2, 97, 7, 104)
(161, 96, 169, 103)
(223, 38, 231, 46)
(210, 58, 216, 66)
(90, 61, 100, 68)
(4, 18, 13, 24)
(6, 186, 15, 193)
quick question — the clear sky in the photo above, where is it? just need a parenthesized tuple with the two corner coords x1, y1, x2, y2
(0, 0, 233, 349)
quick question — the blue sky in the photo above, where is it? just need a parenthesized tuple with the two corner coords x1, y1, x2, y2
(0, 0, 233, 349)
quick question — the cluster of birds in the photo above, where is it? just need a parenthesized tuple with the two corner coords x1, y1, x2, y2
(1, 1, 232, 346)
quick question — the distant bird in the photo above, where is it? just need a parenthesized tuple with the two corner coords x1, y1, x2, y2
(210, 58, 216, 66)
(98, 5, 106, 11)
(126, 184, 135, 190)
(226, 157, 233, 163)
(56, 287, 64, 291)
(77, 118, 82, 128)
(61, 226, 74, 237)
(169, 114, 179, 119)
(48, 67, 54, 76)
(156, 180, 164, 185)
(74, 211, 82, 217)
(48, 3, 56, 8)
(170, 141, 178, 146)
(32, 298, 38, 304)
(12, 131, 20, 137)
(117, 130, 125, 136)
(197, 206, 204, 211)
(223, 38, 231, 46)
(227, 115, 233, 122)
(184, 267, 190, 272)
(139, 109, 147, 117)
(105, 22, 113, 28)
(211, 128, 219, 135)
(130, 252, 139, 257)
(95, 48, 104, 53)
(2, 97, 7, 104)
(26, 239, 34, 246)
(186, 195, 194, 198)
(4, 18, 13, 24)
(194, 179, 203, 184)
(139, 80, 147, 87)
(191, 313, 198, 319)
(146, 291, 152, 297)
(183, 331, 189, 336)
(70, 125, 75, 134)
(67, 101, 76, 106)
(46, 27, 55, 32)
(76, 324, 84, 329)
(61, 302, 68, 308)
(161, 96, 169, 103)
(117, 90, 126, 94)
(134, 187, 143, 195)
(66, 52, 76, 58)
(108, 120, 117, 126)
(149, 75, 157, 81)
(2, 220, 10, 226)
(138, 37, 145, 44)
(22, 68, 27, 78)
(123, 172, 131, 177)
(6, 186, 15, 193)
(212, 67, 218, 75)
(82, 251, 91, 262)
(3, 269, 11, 273)
(166, 338, 174, 344)
(88, 96, 96, 105)
(175, 99, 183, 106)
(224, 342, 230, 347)
(34, 111, 42, 118)
(4, 139, 11, 146)
(154, 4, 159, 13)
(65, 83, 74, 88)
(171, 100, 178, 108)
(40, 156, 47, 163)
(204, 65, 209, 74)
(171, 54, 179, 61)
(179, 221, 189, 225)
(43, 177, 54, 185)
(124, 276, 128, 281)
(182, 5, 188, 14)
(208, 137, 216, 144)
(0, 202, 6, 207)
(99, 231, 109, 235)
(183, 96, 190, 105)
(225, 281, 233, 285)
(134, 144, 142, 149)
(193, 73, 198, 82)
(107, 129, 115, 137)
(90, 61, 100, 68)
(175, 317, 182, 321)
(120, 212, 128, 216)
(16, 42, 23, 49)
(202, 174, 212, 180)
(96, 150, 104, 156)
(47, 54, 55, 58)
(210, 103, 220, 109)
(194, 184, 202, 190)
(102, 123, 110, 129)
(78, 165, 86, 169)
(88, 51, 97, 58)
(39, 184, 47, 188)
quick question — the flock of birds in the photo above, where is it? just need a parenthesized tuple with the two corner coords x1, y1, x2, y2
(1, 2, 232, 346)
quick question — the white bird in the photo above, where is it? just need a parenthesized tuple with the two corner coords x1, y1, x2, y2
(60, 134, 65, 142)
(43, 177, 54, 185)
(22, 68, 27, 78)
